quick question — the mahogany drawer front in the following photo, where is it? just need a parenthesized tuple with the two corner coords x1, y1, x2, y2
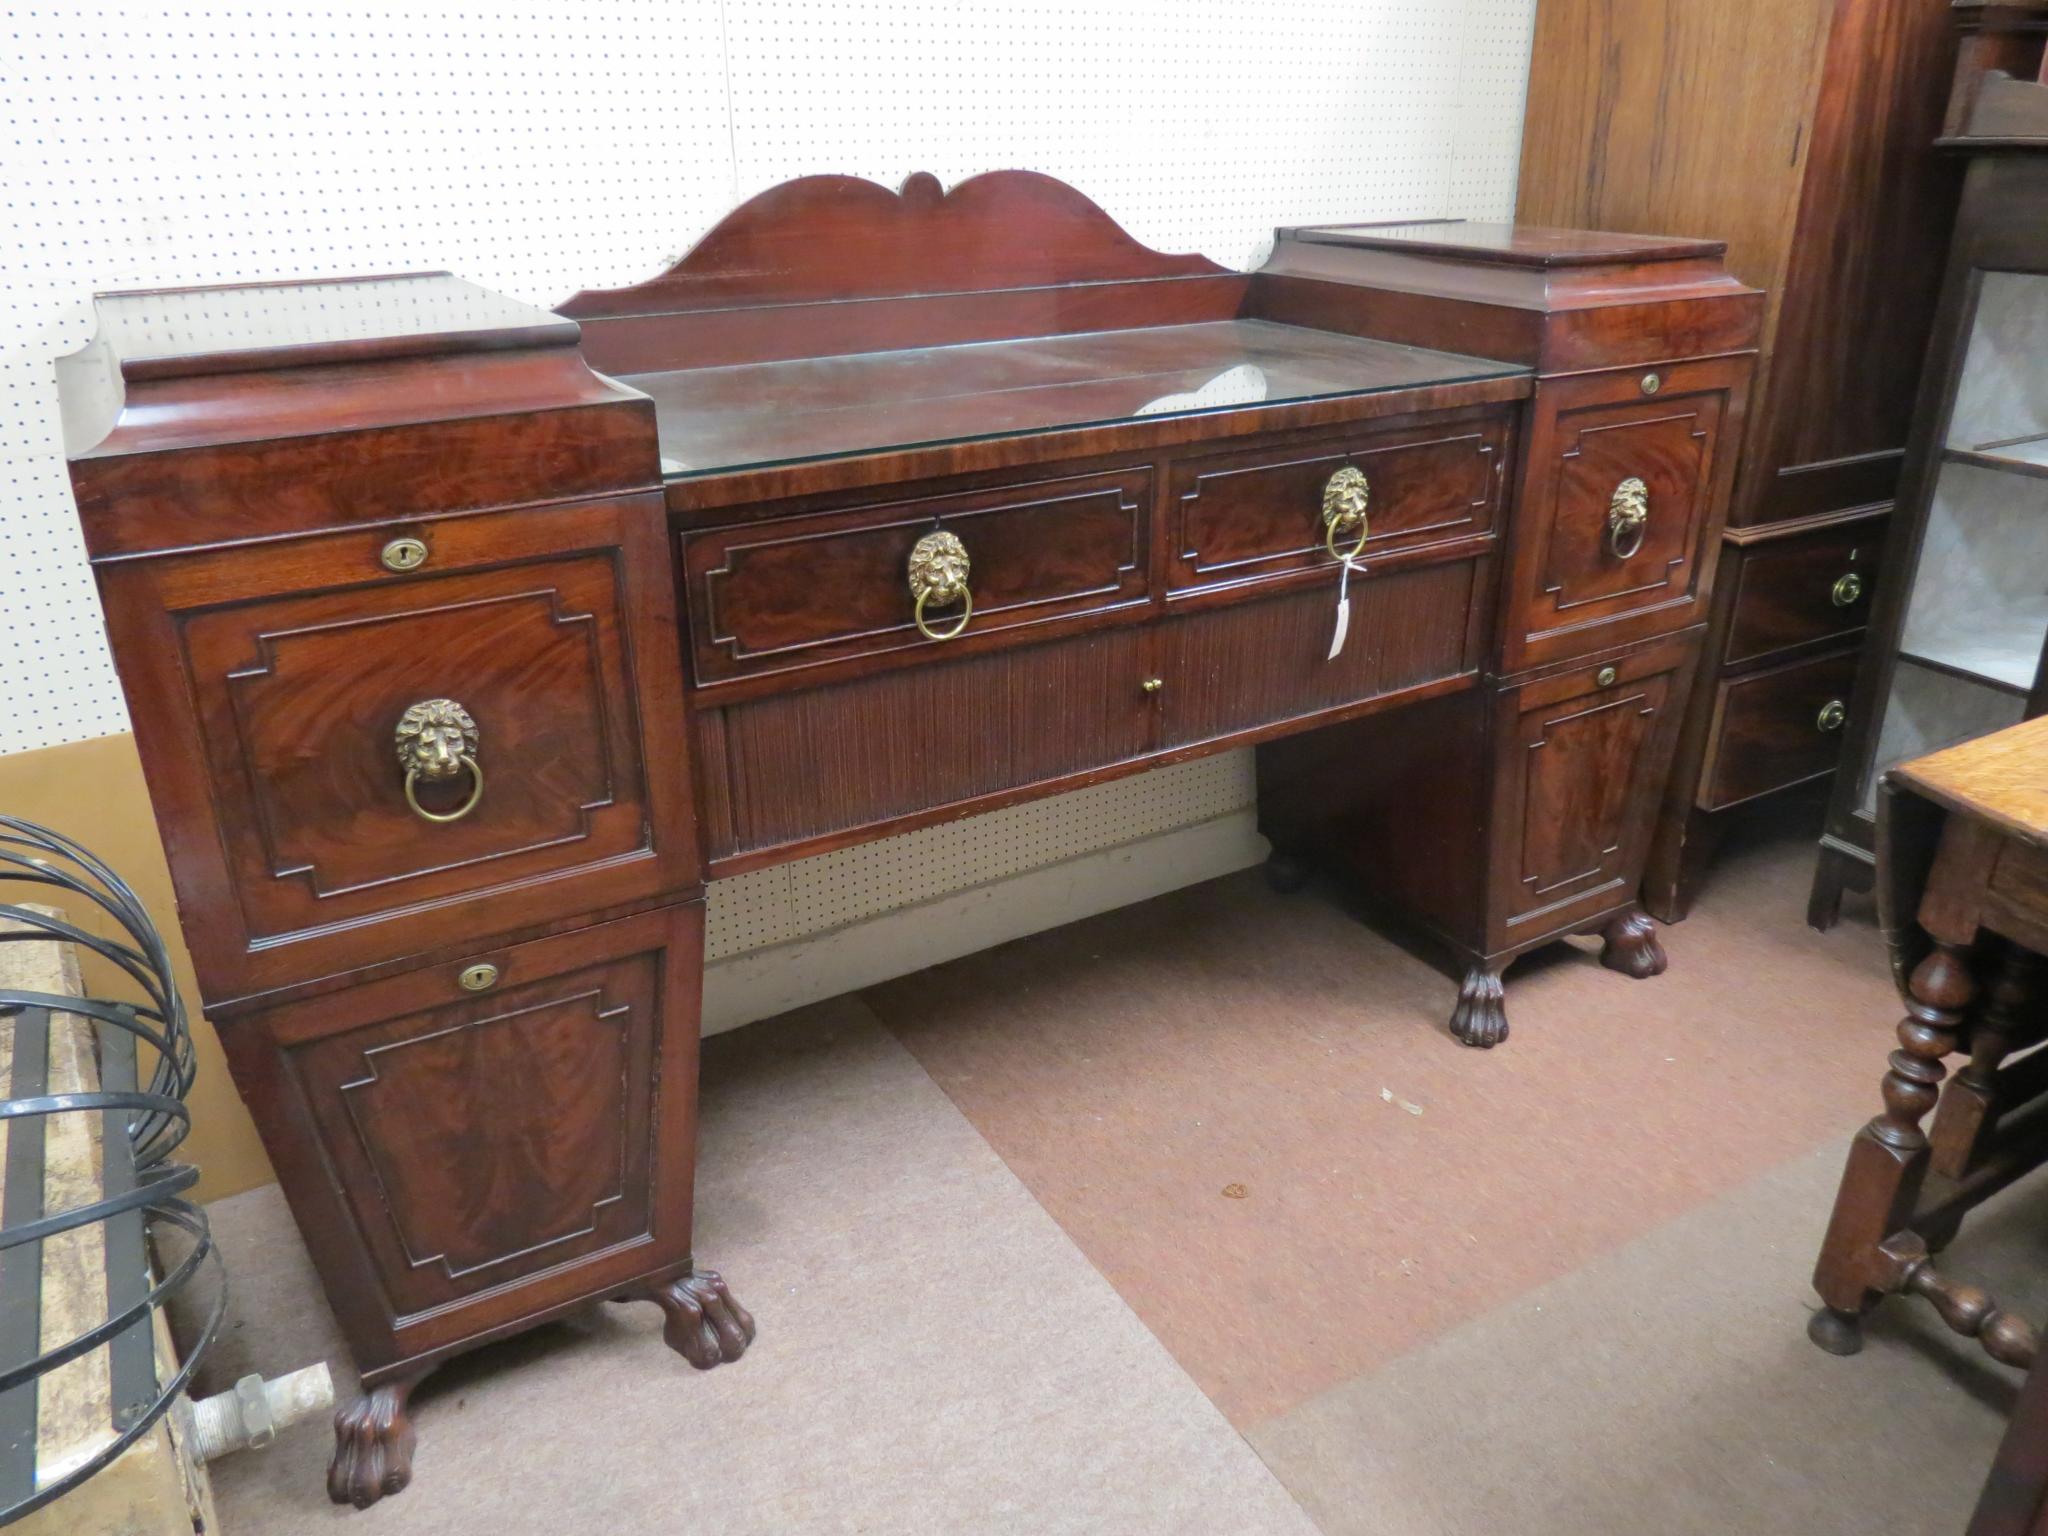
(1159, 557, 1482, 746)
(1491, 630, 1700, 943)
(1165, 409, 1511, 594)
(1503, 356, 1747, 671)
(1698, 647, 1861, 811)
(1722, 516, 1887, 667)
(696, 626, 1155, 864)
(683, 467, 1150, 691)
(240, 905, 700, 1363)
(95, 494, 696, 1004)
(695, 555, 1485, 870)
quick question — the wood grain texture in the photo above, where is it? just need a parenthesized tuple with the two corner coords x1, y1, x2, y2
(560, 170, 1236, 373)
(1500, 355, 1747, 670)
(1516, 0, 1831, 373)
(684, 467, 1150, 694)
(223, 903, 704, 1375)
(1721, 512, 1887, 666)
(96, 494, 698, 1004)
(1697, 645, 1862, 810)
(1166, 408, 1510, 594)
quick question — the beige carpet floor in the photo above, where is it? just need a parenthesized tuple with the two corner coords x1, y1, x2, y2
(186, 813, 2041, 1534)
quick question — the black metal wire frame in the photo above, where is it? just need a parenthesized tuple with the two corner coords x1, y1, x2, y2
(0, 817, 224, 1524)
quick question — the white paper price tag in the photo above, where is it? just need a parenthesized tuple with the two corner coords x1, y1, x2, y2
(1327, 555, 1356, 661)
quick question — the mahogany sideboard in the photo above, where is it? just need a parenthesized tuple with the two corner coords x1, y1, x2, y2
(53, 172, 1758, 1505)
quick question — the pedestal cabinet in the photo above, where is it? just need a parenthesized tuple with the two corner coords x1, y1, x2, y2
(1516, 0, 1967, 918)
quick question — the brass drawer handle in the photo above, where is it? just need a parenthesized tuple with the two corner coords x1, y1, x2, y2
(1831, 572, 1864, 607)
(396, 698, 484, 824)
(1607, 477, 1649, 560)
(908, 530, 972, 641)
(1816, 699, 1848, 733)
(1322, 467, 1370, 561)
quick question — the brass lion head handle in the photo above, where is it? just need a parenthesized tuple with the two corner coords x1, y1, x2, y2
(1608, 477, 1650, 560)
(908, 529, 972, 641)
(395, 698, 484, 824)
(1322, 466, 1370, 561)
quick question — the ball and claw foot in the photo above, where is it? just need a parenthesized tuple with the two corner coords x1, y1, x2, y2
(1264, 851, 1310, 895)
(1449, 966, 1508, 1048)
(1807, 1305, 1864, 1357)
(328, 1374, 423, 1509)
(645, 1268, 756, 1370)
(1598, 908, 1668, 979)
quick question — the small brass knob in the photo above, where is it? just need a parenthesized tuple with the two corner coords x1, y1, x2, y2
(1816, 699, 1848, 732)
(1641, 372, 1662, 396)
(908, 530, 972, 641)
(1141, 677, 1164, 695)
(1831, 573, 1864, 607)
(380, 536, 429, 573)
(1595, 665, 1619, 688)
(458, 962, 499, 991)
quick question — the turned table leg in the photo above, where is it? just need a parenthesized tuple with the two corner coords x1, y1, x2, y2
(619, 1266, 756, 1370)
(1809, 939, 1976, 1355)
(329, 1364, 434, 1509)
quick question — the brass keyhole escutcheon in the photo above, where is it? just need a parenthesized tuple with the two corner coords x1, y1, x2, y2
(1607, 477, 1649, 560)
(396, 698, 485, 823)
(1595, 665, 1619, 688)
(1640, 372, 1662, 396)
(1321, 467, 1370, 561)
(908, 530, 972, 641)
(1831, 573, 1864, 607)
(459, 962, 499, 991)
(381, 536, 429, 573)
(1816, 699, 1848, 733)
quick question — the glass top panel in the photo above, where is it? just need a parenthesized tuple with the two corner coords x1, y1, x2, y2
(624, 319, 1528, 478)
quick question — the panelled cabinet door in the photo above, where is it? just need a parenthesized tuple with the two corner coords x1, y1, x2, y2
(1503, 358, 1747, 670)
(1490, 631, 1701, 949)
(238, 905, 701, 1367)
(97, 494, 697, 1002)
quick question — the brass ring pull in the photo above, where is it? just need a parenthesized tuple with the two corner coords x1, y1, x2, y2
(1816, 699, 1848, 733)
(1831, 573, 1864, 607)
(395, 699, 484, 824)
(908, 530, 972, 642)
(1322, 466, 1370, 561)
(1607, 477, 1649, 560)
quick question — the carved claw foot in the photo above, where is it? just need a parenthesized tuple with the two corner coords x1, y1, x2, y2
(1449, 966, 1508, 1048)
(1264, 851, 1310, 894)
(1597, 907, 1668, 979)
(1807, 1304, 1864, 1357)
(642, 1268, 756, 1370)
(328, 1371, 427, 1509)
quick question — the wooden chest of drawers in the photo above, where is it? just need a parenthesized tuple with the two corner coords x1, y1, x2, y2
(57, 172, 1756, 1506)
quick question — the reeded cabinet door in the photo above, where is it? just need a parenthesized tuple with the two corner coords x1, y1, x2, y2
(1490, 631, 1700, 947)
(236, 905, 702, 1367)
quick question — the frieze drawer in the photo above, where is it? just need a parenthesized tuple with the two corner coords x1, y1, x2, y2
(1165, 407, 1511, 596)
(682, 467, 1151, 693)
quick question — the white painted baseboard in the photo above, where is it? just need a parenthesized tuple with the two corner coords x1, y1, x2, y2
(702, 809, 1267, 1035)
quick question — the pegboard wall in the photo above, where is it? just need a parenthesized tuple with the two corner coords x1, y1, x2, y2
(3, 2, 1537, 999)
(2, 0, 1536, 754)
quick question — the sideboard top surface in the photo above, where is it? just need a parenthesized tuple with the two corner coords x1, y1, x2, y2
(626, 318, 1527, 478)
(1287, 220, 1728, 268)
